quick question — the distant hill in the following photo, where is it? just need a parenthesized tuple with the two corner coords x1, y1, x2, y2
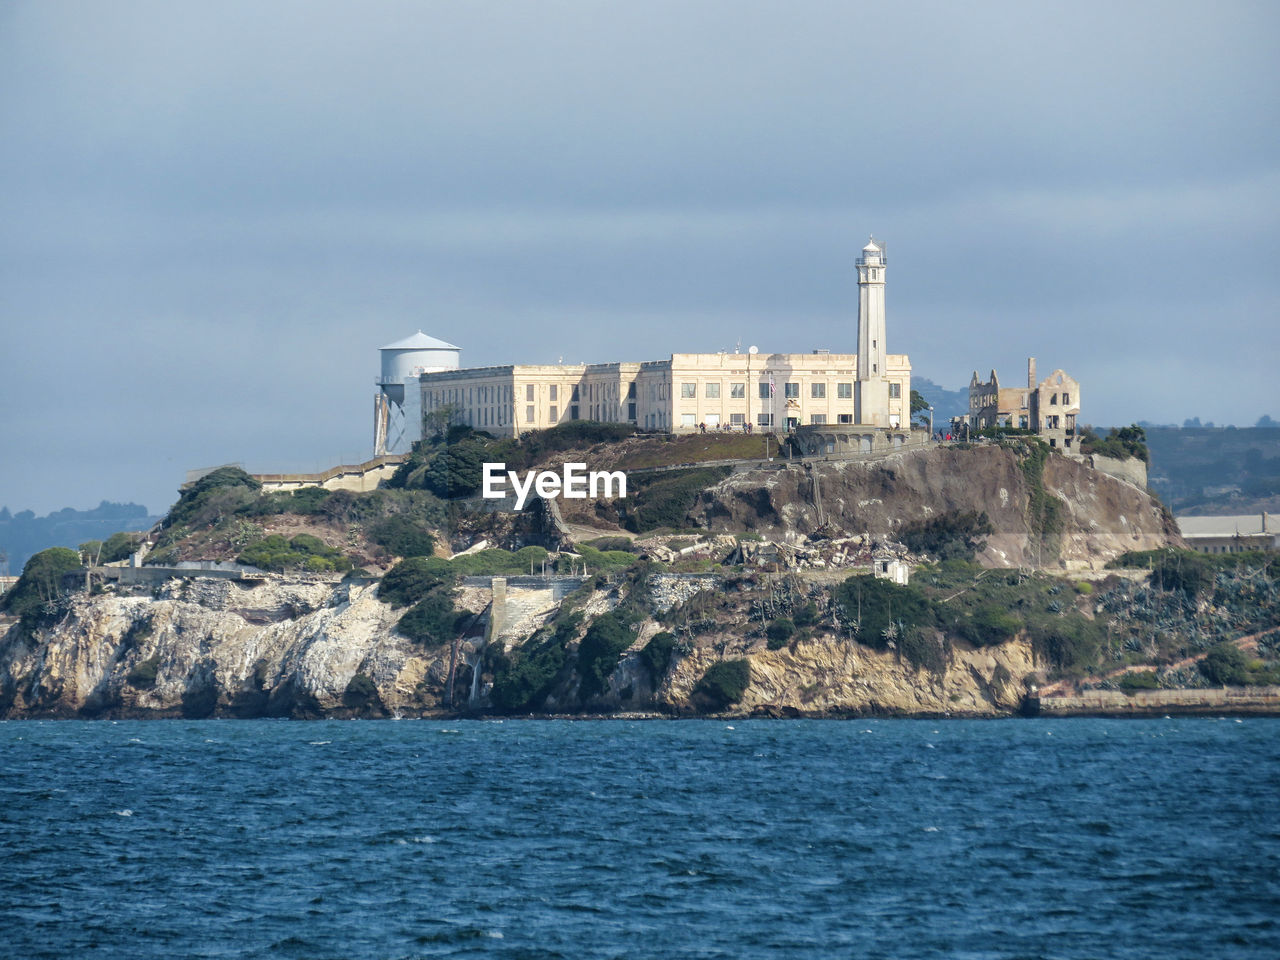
(0, 501, 162, 573)
(912, 377, 969, 423)
(1140, 427, 1280, 514)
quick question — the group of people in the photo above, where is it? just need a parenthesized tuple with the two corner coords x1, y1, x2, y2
(698, 421, 752, 434)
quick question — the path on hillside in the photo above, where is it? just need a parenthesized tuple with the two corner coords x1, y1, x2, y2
(1040, 623, 1280, 696)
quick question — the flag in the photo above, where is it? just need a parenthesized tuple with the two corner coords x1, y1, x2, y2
(768, 373, 775, 397)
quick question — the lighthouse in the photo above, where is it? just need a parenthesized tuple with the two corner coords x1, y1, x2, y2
(855, 237, 890, 426)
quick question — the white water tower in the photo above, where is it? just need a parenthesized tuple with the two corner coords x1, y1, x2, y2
(375, 331, 461, 455)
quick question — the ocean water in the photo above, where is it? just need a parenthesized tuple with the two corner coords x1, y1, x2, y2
(1, 718, 1277, 959)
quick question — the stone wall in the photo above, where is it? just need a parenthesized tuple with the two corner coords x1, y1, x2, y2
(1089, 454, 1148, 490)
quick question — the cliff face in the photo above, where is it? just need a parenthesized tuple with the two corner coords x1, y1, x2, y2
(0, 575, 1037, 720)
(0, 578, 446, 719)
(694, 446, 1177, 569)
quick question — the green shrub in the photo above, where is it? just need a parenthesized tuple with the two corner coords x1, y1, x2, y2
(378, 557, 454, 607)
(489, 614, 581, 713)
(1081, 424, 1149, 463)
(100, 531, 143, 563)
(694, 659, 750, 709)
(162, 467, 261, 532)
(1150, 551, 1213, 600)
(639, 631, 677, 680)
(576, 611, 639, 701)
(448, 546, 550, 577)
(423, 437, 494, 499)
(1117, 670, 1160, 691)
(957, 604, 1022, 647)
(623, 467, 731, 533)
(236, 534, 352, 573)
(397, 591, 461, 647)
(367, 515, 436, 558)
(831, 575, 933, 650)
(519, 421, 637, 459)
(766, 618, 796, 650)
(793, 601, 819, 627)
(1074, 581, 1094, 595)
(574, 544, 640, 573)
(1030, 618, 1102, 673)
(1200, 643, 1250, 686)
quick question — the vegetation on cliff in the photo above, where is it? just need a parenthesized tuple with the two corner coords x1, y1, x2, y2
(0, 546, 82, 626)
(1080, 424, 1150, 463)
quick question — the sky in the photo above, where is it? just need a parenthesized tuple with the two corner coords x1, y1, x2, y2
(1, 0, 1277, 516)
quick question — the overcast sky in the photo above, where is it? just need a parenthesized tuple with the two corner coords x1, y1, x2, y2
(1, 0, 1277, 516)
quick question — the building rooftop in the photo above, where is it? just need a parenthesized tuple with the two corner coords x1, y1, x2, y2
(1177, 513, 1273, 538)
(380, 331, 461, 351)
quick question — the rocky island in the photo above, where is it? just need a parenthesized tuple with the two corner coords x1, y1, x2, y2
(2, 425, 1276, 719)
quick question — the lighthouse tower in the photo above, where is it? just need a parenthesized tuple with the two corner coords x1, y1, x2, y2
(855, 237, 889, 426)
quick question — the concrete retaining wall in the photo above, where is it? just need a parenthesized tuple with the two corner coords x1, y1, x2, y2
(1040, 685, 1280, 715)
(1089, 454, 1148, 490)
(253, 455, 407, 493)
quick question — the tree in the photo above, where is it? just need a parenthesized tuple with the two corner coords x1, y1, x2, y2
(1, 547, 83, 621)
(910, 389, 931, 428)
(422, 403, 461, 443)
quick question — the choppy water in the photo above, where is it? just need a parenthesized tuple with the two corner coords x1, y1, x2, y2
(1, 718, 1277, 959)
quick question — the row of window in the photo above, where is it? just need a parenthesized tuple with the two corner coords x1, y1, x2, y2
(679, 413, 858, 427)
(677, 382, 902, 400)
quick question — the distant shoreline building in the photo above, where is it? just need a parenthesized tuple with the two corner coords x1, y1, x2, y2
(376, 239, 911, 451)
(1177, 513, 1278, 554)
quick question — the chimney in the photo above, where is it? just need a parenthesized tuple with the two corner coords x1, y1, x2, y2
(1027, 357, 1037, 390)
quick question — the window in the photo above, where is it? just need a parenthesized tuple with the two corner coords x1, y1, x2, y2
(757, 413, 773, 426)
(888, 383, 901, 399)
(811, 414, 827, 424)
(525, 384, 534, 401)
(759, 383, 772, 399)
(627, 402, 636, 421)
(784, 383, 799, 399)
(549, 385, 558, 401)
(838, 414, 853, 424)
(1050, 393, 1059, 405)
(730, 413, 745, 424)
(1062, 393, 1071, 405)
(1019, 415, 1028, 429)
(570, 405, 579, 420)
(682, 413, 697, 427)
(525, 405, 535, 423)
(549, 405, 558, 421)
(571, 385, 580, 401)
(811, 383, 826, 399)
(681, 383, 696, 399)
(706, 414, 720, 426)
(730, 383, 745, 398)
(627, 383, 636, 399)
(837, 383, 852, 399)
(705, 382, 720, 399)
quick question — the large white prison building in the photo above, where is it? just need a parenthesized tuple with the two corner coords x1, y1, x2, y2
(375, 239, 910, 449)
